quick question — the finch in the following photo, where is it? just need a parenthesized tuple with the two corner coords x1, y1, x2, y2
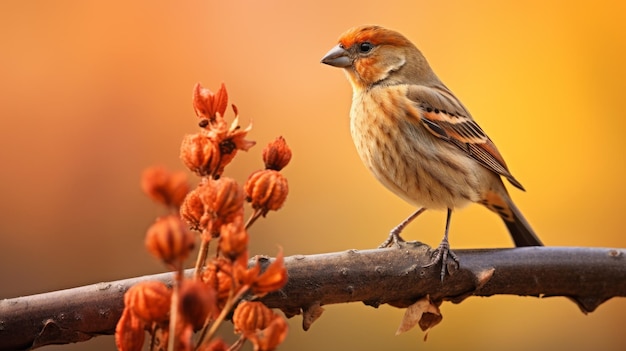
(321, 25, 543, 279)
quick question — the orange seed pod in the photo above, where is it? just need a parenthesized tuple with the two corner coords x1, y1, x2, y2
(145, 215, 195, 265)
(211, 177, 244, 229)
(178, 280, 216, 330)
(218, 218, 249, 260)
(250, 316, 289, 351)
(262, 136, 291, 171)
(202, 257, 234, 304)
(244, 170, 288, 216)
(140, 166, 190, 208)
(233, 301, 275, 334)
(115, 308, 146, 351)
(180, 185, 206, 231)
(125, 281, 172, 324)
(180, 133, 221, 177)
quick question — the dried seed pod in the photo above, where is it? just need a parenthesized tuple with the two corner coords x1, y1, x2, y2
(218, 218, 249, 260)
(180, 133, 221, 177)
(115, 309, 146, 351)
(248, 316, 289, 351)
(202, 257, 234, 305)
(140, 166, 190, 208)
(233, 301, 275, 334)
(244, 170, 288, 216)
(178, 280, 216, 330)
(145, 215, 195, 265)
(211, 177, 244, 228)
(262, 137, 292, 171)
(125, 281, 171, 324)
(180, 184, 207, 231)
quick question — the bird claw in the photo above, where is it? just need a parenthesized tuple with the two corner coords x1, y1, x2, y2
(378, 232, 405, 248)
(379, 208, 427, 248)
(423, 241, 459, 281)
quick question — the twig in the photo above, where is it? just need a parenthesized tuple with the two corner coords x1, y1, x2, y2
(0, 245, 624, 350)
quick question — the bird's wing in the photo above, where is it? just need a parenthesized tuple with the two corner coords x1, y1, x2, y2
(406, 84, 525, 191)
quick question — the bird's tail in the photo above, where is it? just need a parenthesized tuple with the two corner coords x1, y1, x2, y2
(502, 196, 543, 247)
(482, 189, 543, 247)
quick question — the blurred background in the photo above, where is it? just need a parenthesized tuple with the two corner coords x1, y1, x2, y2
(1, 0, 625, 350)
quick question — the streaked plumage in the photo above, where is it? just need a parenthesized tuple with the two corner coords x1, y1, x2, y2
(322, 25, 542, 279)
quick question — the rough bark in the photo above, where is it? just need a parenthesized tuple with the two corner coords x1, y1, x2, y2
(0, 244, 624, 350)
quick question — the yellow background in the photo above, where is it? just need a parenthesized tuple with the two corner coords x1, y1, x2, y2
(1, 1, 625, 350)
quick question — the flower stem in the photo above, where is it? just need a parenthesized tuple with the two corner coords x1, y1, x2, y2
(228, 336, 246, 351)
(167, 266, 184, 351)
(194, 233, 211, 279)
(244, 209, 263, 229)
(195, 286, 249, 349)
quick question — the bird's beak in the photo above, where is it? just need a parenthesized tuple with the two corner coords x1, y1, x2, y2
(321, 45, 351, 68)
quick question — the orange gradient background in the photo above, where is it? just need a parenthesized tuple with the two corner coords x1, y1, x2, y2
(1, 1, 625, 350)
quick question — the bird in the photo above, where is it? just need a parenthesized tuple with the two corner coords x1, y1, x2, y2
(321, 25, 543, 280)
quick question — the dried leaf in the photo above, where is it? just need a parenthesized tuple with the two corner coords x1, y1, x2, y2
(302, 302, 324, 331)
(395, 295, 441, 336)
(420, 311, 443, 341)
(251, 249, 288, 296)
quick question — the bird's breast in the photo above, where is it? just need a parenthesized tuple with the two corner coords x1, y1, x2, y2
(349, 87, 483, 209)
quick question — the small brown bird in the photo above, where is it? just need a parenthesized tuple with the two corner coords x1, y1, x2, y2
(321, 25, 543, 279)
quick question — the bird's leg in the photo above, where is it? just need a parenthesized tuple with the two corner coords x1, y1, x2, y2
(378, 208, 426, 248)
(423, 208, 459, 281)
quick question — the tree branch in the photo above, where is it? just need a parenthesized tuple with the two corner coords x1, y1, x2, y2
(1, 244, 624, 350)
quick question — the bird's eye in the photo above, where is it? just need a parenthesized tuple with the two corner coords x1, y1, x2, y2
(358, 42, 374, 53)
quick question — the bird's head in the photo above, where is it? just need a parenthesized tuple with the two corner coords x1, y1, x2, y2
(321, 25, 438, 90)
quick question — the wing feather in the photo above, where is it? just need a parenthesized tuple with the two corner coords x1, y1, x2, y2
(406, 85, 525, 191)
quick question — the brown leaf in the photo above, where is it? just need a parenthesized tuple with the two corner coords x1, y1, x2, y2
(395, 295, 441, 336)
(302, 302, 324, 331)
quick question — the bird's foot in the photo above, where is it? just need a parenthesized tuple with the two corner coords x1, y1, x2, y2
(423, 240, 459, 281)
(379, 208, 426, 248)
(378, 231, 405, 249)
